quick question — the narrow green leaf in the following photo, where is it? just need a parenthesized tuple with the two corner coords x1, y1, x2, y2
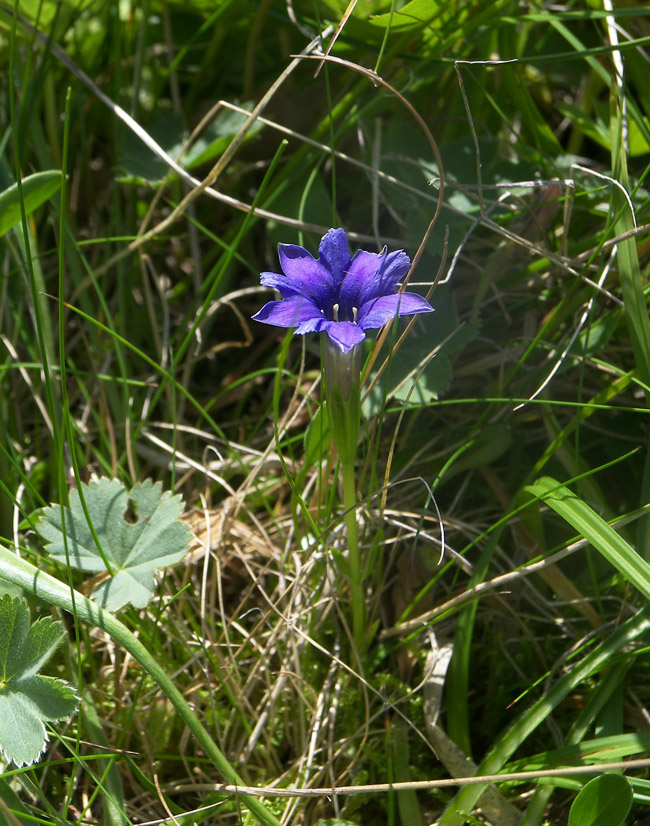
(610, 103, 650, 396)
(567, 774, 632, 826)
(0, 171, 62, 237)
(504, 732, 650, 773)
(0, 777, 35, 825)
(393, 719, 424, 826)
(304, 403, 330, 467)
(524, 476, 650, 600)
(81, 689, 127, 826)
(438, 606, 650, 825)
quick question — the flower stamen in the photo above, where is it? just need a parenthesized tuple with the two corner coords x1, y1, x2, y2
(332, 303, 340, 322)
(352, 306, 358, 323)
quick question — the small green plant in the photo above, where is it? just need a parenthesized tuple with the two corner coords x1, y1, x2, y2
(3, 0, 650, 821)
(37, 479, 192, 611)
(253, 227, 433, 647)
(0, 594, 77, 767)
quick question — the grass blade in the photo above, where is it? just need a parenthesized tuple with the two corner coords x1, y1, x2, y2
(525, 476, 650, 600)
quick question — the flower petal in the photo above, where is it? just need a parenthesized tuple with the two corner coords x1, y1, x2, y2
(278, 244, 336, 307)
(318, 228, 350, 283)
(295, 315, 327, 335)
(361, 249, 411, 303)
(320, 321, 367, 353)
(252, 295, 322, 328)
(339, 249, 384, 311)
(339, 248, 412, 310)
(357, 292, 433, 330)
(260, 272, 302, 298)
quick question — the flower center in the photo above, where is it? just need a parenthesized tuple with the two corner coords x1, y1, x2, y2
(330, 303, 359, 324)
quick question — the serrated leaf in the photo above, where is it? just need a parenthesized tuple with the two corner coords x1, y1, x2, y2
(0, 595, 65, 682)
(16, 674, 79, 720)
(9, 616, 67, 682)
(0, 595, 77, 767)
(567, 774, 632, 826)
(0, 171, 63, 238)
(362, 293, 478, 417)
(38, 479, 192, 611)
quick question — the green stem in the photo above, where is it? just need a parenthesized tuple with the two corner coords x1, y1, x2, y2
(342, 458, 365, 649)
(0, 547, 282, 826)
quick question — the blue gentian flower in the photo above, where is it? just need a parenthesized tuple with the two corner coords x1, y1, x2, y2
(252, 228, 433, 353)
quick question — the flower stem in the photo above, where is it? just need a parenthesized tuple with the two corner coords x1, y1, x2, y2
(342, 457, 365, 649)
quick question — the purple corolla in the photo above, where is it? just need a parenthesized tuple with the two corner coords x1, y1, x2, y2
(252, 228, 433, 353)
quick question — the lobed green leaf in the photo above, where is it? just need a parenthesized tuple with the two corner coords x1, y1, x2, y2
(0, 595, 76, 767)
(38, 479, 192, 611)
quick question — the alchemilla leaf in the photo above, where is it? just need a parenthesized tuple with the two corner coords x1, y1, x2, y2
(38, 479, 192, 611)
(0, 595, 77, 767)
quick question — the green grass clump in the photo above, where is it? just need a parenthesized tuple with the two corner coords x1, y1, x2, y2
(1, 1, 650, 824)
